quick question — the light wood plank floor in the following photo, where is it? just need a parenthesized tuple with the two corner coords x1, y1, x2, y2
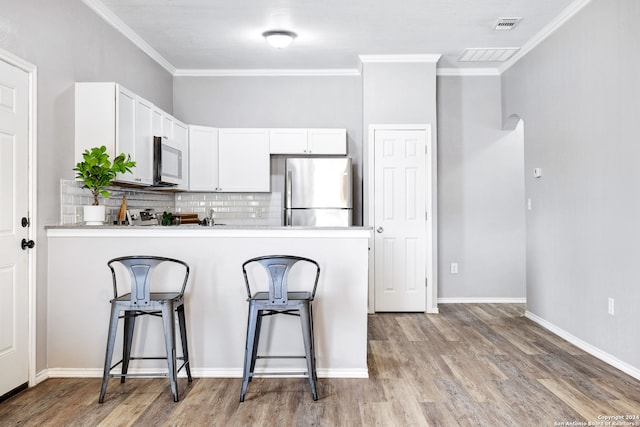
(1, 304, 639, 426)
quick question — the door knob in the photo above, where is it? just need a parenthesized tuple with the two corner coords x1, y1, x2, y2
(376, 226, 384, 233)
(21, 217, 30, 228)
(21, 239, 35, 250)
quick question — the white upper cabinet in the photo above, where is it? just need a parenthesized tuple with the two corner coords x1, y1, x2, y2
(189, 127, 270, 192)
(269, 128, 308, 154)
(154, 108, 189, 191)
(188, 125, 219, 192)
(133, 96, 154, 185)
(218, 128, 270, 192)
(173, 120, 189, 191)
(269, 128, 346, 155)
(114, 85, 137, 184)
(75, 83, 147, 185)
(307, 128, 347, 155)
(152, 107, 164, 137)
(76, 82, 186, 188)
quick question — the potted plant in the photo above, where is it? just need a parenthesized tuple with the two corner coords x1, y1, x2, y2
(73, 145, 136, 225)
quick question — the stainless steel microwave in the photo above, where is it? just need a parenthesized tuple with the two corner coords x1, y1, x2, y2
(153, 136, 182, 186)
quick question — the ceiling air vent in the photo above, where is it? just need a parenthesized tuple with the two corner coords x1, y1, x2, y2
(494, 17, 522, 31)
(458, 47, 520, 62)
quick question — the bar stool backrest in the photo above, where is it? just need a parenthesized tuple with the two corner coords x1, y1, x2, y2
(242, 255, 320, 305)
(107, 256, 190, 306)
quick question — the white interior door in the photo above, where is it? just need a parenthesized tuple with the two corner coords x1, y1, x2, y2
(374, 129, 427, 312)
(0, 58, 31, 397)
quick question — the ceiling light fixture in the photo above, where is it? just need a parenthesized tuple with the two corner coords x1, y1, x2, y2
(262, 30, 297, 49)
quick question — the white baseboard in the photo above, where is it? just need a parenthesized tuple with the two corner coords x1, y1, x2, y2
(525, 311, 640, 381)
(438, 297, 526, 304)
(46, 368, 103, 378)
(35, 370, 50, 385)
(43, 367, 369, 379)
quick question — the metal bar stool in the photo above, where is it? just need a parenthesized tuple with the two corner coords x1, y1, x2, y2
(99, 256, 192, 403)
(240, 255, 321, 402)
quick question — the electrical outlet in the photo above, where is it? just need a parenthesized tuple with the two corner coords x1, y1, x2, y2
(450, 263, 458, 274)
(608, 298, 615, 316)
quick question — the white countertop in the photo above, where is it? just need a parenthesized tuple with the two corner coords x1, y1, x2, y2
(46, 224, 372, 238)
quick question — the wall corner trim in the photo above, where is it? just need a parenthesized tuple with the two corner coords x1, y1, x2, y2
(525, 311, 640, 381)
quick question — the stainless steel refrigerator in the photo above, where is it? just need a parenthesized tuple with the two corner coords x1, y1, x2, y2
(285, 157, 353, 226)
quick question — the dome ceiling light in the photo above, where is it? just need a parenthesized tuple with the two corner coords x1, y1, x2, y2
(262, 30, 297, 49)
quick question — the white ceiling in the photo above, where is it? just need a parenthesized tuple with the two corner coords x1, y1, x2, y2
(89, 0, 587, 75)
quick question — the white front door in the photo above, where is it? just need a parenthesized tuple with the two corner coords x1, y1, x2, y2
(0, 58, 31, 397)
(373, 128, 428, 312)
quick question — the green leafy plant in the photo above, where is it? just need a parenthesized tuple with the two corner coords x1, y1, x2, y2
(73, 145, 136, 206)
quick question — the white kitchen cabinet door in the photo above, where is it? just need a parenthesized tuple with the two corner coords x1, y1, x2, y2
(269, 128, 347, 155)
(115, 85, 137, 184)
(188, 125, 219, 192)
(173, 120, 189, 191)
(151, 108, 176, 139)
(269, 128, 308, 154)
(133, 97, 154, 185)
(162, 114, 174, 139)
(307, 128, 347, 155)
(218, 128, 270, 192)
(152, 107, 164, 137)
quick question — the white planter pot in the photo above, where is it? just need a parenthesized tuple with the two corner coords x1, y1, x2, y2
(83, 205, 106, 225)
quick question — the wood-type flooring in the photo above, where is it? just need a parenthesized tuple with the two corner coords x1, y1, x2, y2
(1, 304, 639, 426)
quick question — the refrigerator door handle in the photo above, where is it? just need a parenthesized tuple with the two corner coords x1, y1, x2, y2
(285, 170, 293, 226)
(286, 209, 292, 226)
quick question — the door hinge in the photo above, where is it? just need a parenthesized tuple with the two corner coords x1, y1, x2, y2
(425, 278, 428, 288)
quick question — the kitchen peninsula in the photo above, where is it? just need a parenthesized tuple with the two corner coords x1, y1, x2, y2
(46, 225, 370, 378)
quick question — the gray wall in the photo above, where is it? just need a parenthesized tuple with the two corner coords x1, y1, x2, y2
(362, 62, 438, 127)
(361, 62, 439, 178)
(1, 0, 173, 372)
(173, 75, 363, 224)
(502, 0, 640, 370)
(437, 76, 525, 300)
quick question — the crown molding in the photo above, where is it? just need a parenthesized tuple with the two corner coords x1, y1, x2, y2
(174, 68, 361, 77)
(359, 54, 442, 63)
(82, 0, 176, 75)
(498, 0, 592, 73)
(82, 0, 590, 78)
(437, 68, 500, 77)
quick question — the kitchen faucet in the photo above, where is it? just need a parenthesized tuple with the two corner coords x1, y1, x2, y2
(204, 208, 215, 226)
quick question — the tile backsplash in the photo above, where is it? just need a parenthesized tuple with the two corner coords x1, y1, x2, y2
(174, 192, 281, 226)
(60, 179, 282, 226)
